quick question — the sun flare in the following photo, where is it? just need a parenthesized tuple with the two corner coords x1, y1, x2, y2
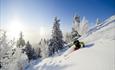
(6, 17, 25, 39)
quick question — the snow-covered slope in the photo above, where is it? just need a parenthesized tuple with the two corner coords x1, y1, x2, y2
(79, 15, 115, 43)
(25, 15, 115, 70)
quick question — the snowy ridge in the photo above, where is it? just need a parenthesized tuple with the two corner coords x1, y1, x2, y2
(25, 15, 115, 70)
(90, 15, 115, 33)
(79, 15, 115, 43)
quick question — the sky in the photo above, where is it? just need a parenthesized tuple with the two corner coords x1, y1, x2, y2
(0, 0, 115, 44)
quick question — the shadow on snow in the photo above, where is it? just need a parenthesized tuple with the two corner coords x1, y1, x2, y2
(84, 43, 94, 48)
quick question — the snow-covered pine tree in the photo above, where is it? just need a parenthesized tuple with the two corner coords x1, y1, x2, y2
(0, 30, 10, 69)
(34, 44, 41, 58)
(24, 41, 37, 61)
(39, 39, 48, 59)
(72, 14, 80, 33)
(37, 47, 41, 57)
(80, 16, 89, 35)
(96, 18, 101, 25)
(71, 15, 81, 39)
(8, 47, 28, 70)
(64, 32, 72, 43)
(71, 28, 81, 39)
(0, 30, 9, 58)
(48, 17, 64, 56)
(16, 32, 25, 48)
(0, 29, 27, 70)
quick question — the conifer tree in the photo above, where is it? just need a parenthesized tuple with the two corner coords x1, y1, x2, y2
(48, 17, 64, 56)
(16, 32, 25, 48)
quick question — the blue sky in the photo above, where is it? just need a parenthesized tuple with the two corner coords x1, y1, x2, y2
(1, 0, 115, 28)
(0, 0, 115, 43)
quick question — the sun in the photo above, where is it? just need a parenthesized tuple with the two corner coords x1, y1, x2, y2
(6, 17, 25, 39)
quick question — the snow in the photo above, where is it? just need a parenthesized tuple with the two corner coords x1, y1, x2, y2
(24, 15, 115, 70)
(63, 39, 114, 70)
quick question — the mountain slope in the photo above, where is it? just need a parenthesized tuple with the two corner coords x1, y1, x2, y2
(25, 15, 115, 70)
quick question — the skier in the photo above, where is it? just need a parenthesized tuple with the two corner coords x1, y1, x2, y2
(63, 39, 85, 57)
(73, 39, 85, 50)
